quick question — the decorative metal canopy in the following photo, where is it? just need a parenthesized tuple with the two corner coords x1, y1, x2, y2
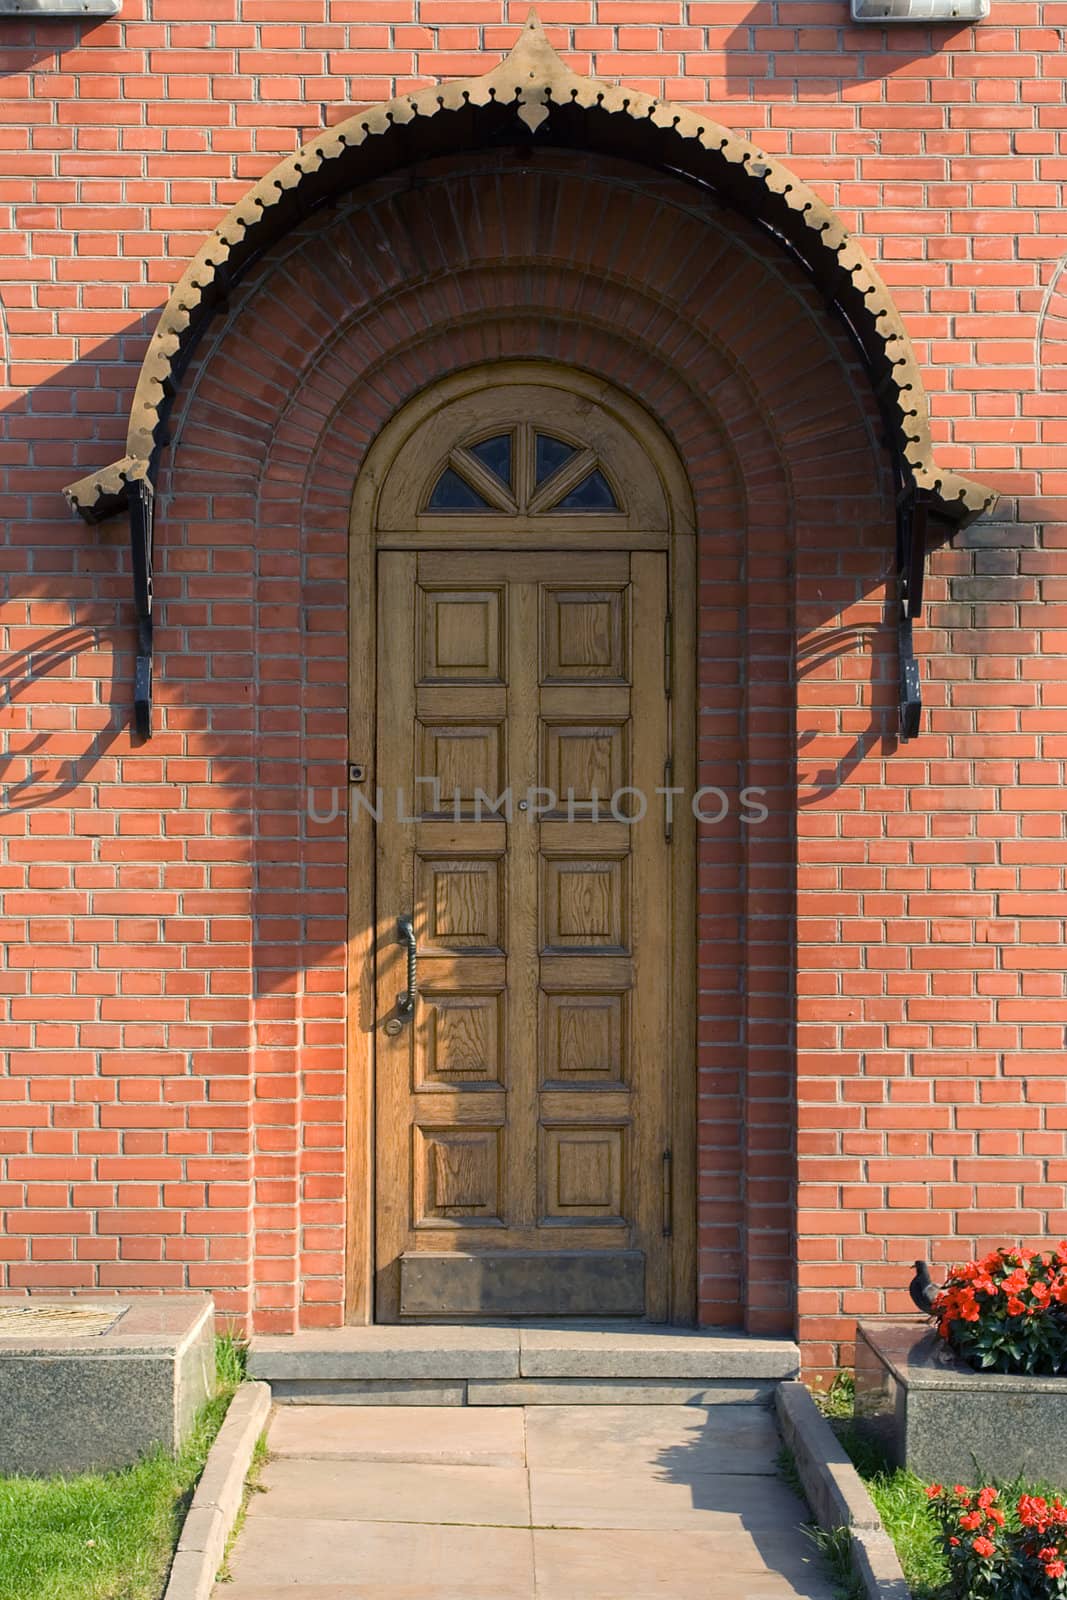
(64, 11, 995, 741)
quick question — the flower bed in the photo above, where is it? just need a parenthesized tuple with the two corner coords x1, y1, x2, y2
(926, 1483, 1067, 1600)
(933, 1245, 1067, 1377)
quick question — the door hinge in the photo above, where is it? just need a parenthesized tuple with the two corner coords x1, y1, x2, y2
(663, 610, 673, 699)
(661, 1148, 673, 1238)
(663, 756, 673, 843)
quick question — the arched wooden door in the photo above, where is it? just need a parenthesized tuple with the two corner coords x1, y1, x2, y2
(347, 365, 696, 1324)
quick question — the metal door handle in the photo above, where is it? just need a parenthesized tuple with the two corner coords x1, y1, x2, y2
(396, 914, 417, 1020)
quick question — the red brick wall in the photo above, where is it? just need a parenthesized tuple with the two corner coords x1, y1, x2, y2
(1, 2, 1065, 1373)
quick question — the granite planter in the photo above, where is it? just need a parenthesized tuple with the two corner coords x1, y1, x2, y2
(0, 1294, 214, 1476)
(855, 1318, 1067, 1485)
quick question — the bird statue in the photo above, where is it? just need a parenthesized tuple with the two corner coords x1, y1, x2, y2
(909, 1260, 940, 1315)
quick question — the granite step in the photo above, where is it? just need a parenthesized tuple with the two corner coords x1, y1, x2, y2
(249, 1324, 800, 1405)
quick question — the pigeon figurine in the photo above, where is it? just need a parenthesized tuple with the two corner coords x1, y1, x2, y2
(909, 1260, 939, 1314)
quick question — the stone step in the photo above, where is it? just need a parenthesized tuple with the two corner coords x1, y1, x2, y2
(249, 1324, 800, 1405)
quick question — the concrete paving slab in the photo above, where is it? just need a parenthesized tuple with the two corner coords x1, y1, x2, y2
(520, 1328, 800, 1381)
(269, 1403, 526, 1465)
(250, 1456, 531, 1527)
(217, 1399, 835, 1600)
(532, 1529, 836, 1600)
(524, 1403, 781, 1475)
(529, 1469, 818, 1534)
(221, 1515, 535, 1597)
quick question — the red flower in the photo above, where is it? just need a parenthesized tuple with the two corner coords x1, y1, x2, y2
(926, 1484, 943, 1500)
(934, 1246, 1067, 1371)
(1020, 1495, 1050, 1530)
(972, 1537, 996, 1558)
(959, 1512, 983, 1532)
(977, 1488, 999, 1510)
(1046, 1560, 1066, 1580)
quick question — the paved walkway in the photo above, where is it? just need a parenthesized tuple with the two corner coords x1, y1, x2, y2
(217, 1402, 835, 1599)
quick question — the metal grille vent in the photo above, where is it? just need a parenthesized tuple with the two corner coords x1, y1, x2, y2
(0, 1304, 124, 1340)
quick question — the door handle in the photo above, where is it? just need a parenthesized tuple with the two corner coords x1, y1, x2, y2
(396, 914, 417, 1020)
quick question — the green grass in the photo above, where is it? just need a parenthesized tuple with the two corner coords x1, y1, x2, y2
(804, 1525, 864, 1600)
(214, 1330, 248, 1390)
(0, 1332, 250, 1600)
(863, 1466, 948, 1599)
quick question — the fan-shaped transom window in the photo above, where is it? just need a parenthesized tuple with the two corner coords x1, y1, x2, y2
(425, 424, 621, 515)
(371, 369, 674, 544)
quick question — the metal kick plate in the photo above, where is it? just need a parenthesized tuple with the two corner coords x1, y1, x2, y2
(0, 1303, 124, 1340)
(399, 1251, 646, 1318)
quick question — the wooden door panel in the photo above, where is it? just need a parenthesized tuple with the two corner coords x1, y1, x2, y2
(415, 725, 506, 814)
(542, 586, 629, 683)
(542, 720, 628, 809)
(375, 548, 670, 1320)
(417, 551, 630, 583)
(418, 588, 504, 682)
(540, 1124, 627, 1224)
(416, 857, 504, 951)
(541, 854, 629, 951)
(539, 990, 627, 1087)
(417, 989, 504, 1087)
(413, 1125, 504, 1226)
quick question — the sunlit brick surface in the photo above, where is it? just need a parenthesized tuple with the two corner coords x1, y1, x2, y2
(1, 2, 1064, 1378)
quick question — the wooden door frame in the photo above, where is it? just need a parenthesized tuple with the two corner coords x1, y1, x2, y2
(345, 361, 697, 1325)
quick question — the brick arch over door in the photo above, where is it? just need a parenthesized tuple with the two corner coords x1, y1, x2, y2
(66, 13, 990, 529)
(156, 150, 896, 1338)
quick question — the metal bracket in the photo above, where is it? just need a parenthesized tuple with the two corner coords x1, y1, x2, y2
(851, 0, 989, 19)
(896, 487, 929, 743)
(129, 476, 154, 741)
(0, 0, 121, 12)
